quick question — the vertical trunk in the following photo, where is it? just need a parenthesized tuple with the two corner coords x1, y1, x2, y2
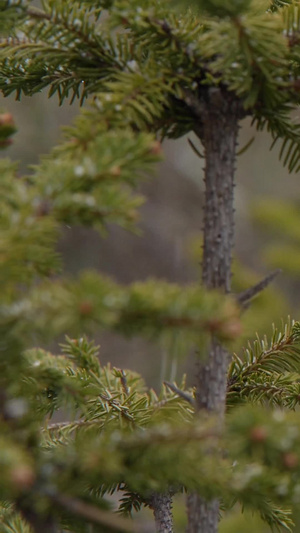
(149, 492, 173, 533)
(186, 88, 240, 533)
(18, 507, 59, 533)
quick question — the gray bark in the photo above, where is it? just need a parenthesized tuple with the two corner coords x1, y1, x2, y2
(149, 492, 173, 533)
(186, 88, 241, 533)
(18, 507, 59, 533)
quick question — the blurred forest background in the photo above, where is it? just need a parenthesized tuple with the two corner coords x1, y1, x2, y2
(3, 5, 300, 528)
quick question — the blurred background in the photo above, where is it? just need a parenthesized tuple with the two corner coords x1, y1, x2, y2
(2, 75, 300, 532)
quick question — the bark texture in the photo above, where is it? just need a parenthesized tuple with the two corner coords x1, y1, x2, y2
(201, 88, 239, 293)
(150, 492, 173, 533)
(186, 88, 241, 533)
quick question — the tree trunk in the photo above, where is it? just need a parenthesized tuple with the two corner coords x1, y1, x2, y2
(186, 88, 241, 533)
(149, 492, 173, 533)
(18, 506, 59, 533)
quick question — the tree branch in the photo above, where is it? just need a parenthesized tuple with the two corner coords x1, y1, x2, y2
(164, 381, 195, 406)
(49, 492, 139, 532)
(236, 269, 282, 309)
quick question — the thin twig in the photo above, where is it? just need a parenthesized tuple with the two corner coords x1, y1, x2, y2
(164, 381, 195, 406)
(236, 269, 282, 309)
(120, 369, 130, 395)
(27, 7, 51, 21)
(188, 137, 204, 158)
(48, 492, 139, 532)
(46, 419, 96, 431)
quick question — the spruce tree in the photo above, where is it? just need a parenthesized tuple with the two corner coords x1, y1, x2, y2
(3, 1, 300, 532)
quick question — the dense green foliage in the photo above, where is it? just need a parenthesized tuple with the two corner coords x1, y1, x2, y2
(2, 0, 300, 532)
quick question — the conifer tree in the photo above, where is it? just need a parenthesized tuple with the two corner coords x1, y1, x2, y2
(3, 1, 300, 533)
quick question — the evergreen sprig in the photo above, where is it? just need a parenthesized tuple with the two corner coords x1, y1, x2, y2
(0, 157, 60, 293)
(2, 271, 240, 355)
(19, 338, 300, 532)
(0, 1, 120, 103)
(0, 502, 32, 533)
(1, 0, 300, 171)
(228, 321, 300, 406)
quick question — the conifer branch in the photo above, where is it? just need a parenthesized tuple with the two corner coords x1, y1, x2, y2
(46, 419, 96, 432)
(227, 321, 300, 407)
(229, 321, 300, 380)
